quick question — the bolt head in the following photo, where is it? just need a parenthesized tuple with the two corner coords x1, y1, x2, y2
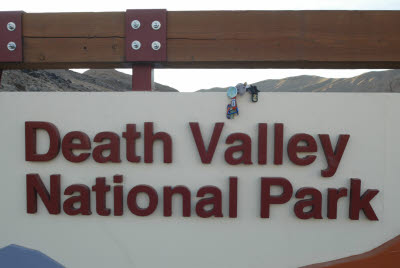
(151, 41, 161, 51)
(131, 20, 141, 30)
(152, 21, 161, 30)
(7, 42, 16, 51)
(131, 40, 141, 50)
(7, 22, 16, 31)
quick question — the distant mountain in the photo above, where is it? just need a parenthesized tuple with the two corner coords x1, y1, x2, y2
(1, 69, 400, 93)
(84, 69, 178, 92)
(0, 69, 177, 92)
(198, 70, 400, 93)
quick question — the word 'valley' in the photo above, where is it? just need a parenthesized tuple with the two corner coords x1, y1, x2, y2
(25, 121, 350, 178)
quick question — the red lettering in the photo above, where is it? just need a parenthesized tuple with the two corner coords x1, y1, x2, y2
(287, 133, 317, 166)
(122, 124, 141, 163)
(127, 185, 158, 216)
(196, 186, 223, 218)
(294, 187, 323, 220)
(63, 184, 91, 215)
(189, 122, 224, 164)
(92, 132, 121, 163)
(229, 177, 238, 218)
(113, 175, 124, 216)
(225, 133, 252, 165)
(258, 123, 267, 165)
(91, 177, 111, 216)
(163, 186, 191, 217)
(274, 123, 283, 165)
(260, 177, 293, 218)
(319, 134, 350, 177)
(25, 121, 60, 161)
(349, 179, 379, 221)
(61, 131, 91, 163)
(26, 173, 60, 214)
(327, 188, 348, 219)
(144, 122, 172, 163)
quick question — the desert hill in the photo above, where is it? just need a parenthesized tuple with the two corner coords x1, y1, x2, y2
(199, 69, 400, 93)
(1, 69, 400, 93)
(0, 69, 177, 92)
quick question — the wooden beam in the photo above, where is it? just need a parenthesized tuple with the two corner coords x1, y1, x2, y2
(1, 11, 400, 69)
(23, 12, 125, 38)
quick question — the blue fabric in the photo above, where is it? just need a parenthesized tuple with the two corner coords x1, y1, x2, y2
(0, 244, 64, 268)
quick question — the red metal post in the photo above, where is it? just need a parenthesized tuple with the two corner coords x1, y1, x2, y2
(126, 9, 166, 91)
(0, 11, 23, 87)
(132, 65, 154, 91)
(0, 11, 23, 63)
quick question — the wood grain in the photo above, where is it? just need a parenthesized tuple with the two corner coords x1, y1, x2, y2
(23, 12, 125, 38)
(23, 37, 124, 63)
(1, 11, 400, 69)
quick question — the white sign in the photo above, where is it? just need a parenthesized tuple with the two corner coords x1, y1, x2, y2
(0, 92, 399, 268)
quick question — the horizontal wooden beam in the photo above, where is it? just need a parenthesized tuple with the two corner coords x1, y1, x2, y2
(1, 11, 400, 69)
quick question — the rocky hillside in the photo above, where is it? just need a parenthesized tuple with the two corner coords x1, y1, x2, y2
(1, 69, 400, 93)
(199, 69, 400, 93)
(0, 69, 177, 92)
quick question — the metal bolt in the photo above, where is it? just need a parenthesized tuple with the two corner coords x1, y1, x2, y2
(152, 21, 161, 30)
(131, 20, 141, 30)
(7, 22, 16, 31)
(131, 40, 141, 50)
(7, 42, 16, 51)
(151, 41, 161, 51)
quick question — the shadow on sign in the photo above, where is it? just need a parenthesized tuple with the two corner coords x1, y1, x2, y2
(0, 244, 64, 268)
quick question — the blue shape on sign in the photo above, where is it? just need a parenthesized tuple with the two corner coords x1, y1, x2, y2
(0, 244, 64, 268)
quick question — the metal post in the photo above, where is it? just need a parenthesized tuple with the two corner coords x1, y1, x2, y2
(132, 65, 154, 91)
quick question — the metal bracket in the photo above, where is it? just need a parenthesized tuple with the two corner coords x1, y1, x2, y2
(125, 9, 167, 62)
(0, 11, 23, 62)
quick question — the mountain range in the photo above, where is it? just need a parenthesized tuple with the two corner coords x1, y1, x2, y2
(1, 69, 400, 93)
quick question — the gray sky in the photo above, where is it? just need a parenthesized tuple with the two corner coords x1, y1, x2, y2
(2, 0, 399, 91)
(3, 0, 400, 12)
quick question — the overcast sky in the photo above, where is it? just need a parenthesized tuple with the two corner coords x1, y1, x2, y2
(2, 0, 400, 91)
